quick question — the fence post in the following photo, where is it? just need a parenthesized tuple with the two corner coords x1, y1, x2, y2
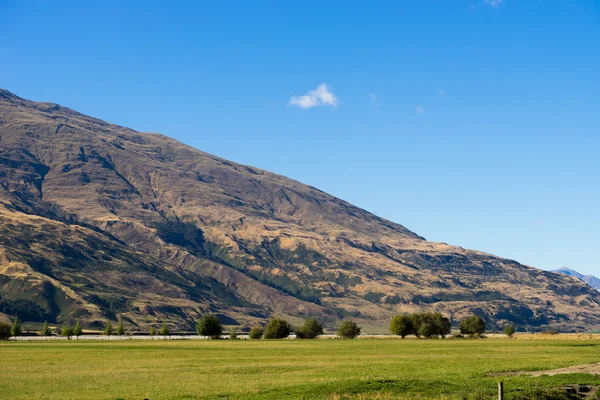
(498, 381, 504, 400)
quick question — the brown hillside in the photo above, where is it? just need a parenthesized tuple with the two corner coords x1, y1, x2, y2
(0, 88, 598, 331)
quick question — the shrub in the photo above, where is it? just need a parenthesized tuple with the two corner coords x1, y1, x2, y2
(159, 323, 169, 336)
(42, 321, 52, 337)
(0, 322, 11, 340)
(104, 320, 113, 336)
(390, 314, 413, 338)
(116, 319, 125, 336)
(296, 318, 324, 339)
(460, 315, 486, 336)
(264, 318, 292, 339)
(73, 321, 83, 338)
(249, 325, 264, 339)
(61, 326, 74, 339)
(150, 327, 157, 336)
(337, 320, 361, 339)
(407, 312, 451, 338)
(11, 316, 22, 337)
(229, 328, 237, 340)
(196, 314, 223, 339)
(504, 324, 516, 338)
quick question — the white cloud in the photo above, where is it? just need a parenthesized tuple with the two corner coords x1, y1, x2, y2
(483, 0, 503, 7)
(368, 93, 377, 104)
(289, 84, 339, 109)
(415, 106, 426, 116)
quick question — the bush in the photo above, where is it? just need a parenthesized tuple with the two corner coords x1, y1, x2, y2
(196, 314, 223, 339)
(150, 327, 157, 336)
(160, 323, 170, 336)
(337, 320, 361, 339)
(460, 315, 486, 336)
(249, 325, 264, 339)
(504, 324, 516, 338)
(73, 321, 83, 338)
(296, 318, 324, 339)
(0, 322, 11, 340)
(229, 328, 237, 340)
(104, 320, 113, 336)
(11, 316, 22, 337)
(264, 318, 292, 339)
(116, 319, 125, 336)
(61, 326, 74, 339)
(390, 314, 413, 338)
(42, 321, 52, 337)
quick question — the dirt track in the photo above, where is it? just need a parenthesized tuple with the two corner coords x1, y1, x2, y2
(488, 362, 600, 377)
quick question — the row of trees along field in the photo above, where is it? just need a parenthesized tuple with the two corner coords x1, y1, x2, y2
(0, 313, 517, 340)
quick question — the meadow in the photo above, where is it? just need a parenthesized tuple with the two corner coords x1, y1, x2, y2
(1, 338, 600, 400)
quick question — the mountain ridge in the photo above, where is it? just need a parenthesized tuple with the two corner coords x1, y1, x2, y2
(553, 268, 600, 291)
(1, 88, 599, 332)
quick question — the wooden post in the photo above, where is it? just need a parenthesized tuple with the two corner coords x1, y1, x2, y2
(498, 381, 504, 400)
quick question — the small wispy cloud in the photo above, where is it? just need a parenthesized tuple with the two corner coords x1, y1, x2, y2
(289, 84, 338, 109)
(368, 93, 378, 104)
(415, 106, 426, 116)
(439, 89, 445, 97)
(483, 0, 503, 7)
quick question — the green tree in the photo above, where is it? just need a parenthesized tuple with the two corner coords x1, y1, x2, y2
(61, 326, 74, 340)
(11, 316, 21, 337)
(504, 324, 516, 338)
(229, 328, 237, 340)
(160, 323, 169, 337)
(104, 320, 113, 336)
(460, 315, 486, 336)
(249, 325, 264, 339)
(264, 318, 292, 339)
(150, 327, 157, 336)
(389, 315, 413, 338)
(0, 322, 11, 340)
(295, 318, 324, 339)
(116, 319, 125, 336)
(196, 314, 223, 339)
(432, 313, 452, 338)
(337, 320, 361, 339)
(417, 322, 436, 338)
(73, 320, 83, 338)
(42, 321, 52, 337)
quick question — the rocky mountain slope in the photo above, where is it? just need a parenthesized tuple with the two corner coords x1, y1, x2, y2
(1, 88, 599, 331)
(553, 268, 600, 291)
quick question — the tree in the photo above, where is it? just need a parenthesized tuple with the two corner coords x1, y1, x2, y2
(264, 318, 292, 339)
(249, 325, 264, 339)
(104, 320, 113, 336)
(61, 326, 74, 340)
(160, 323, 169, 337)
(229, 328, 237, 340)
(504, 324, 516, 338)
(116, 319, 125, 336)
(0, 322, 11, 340)
(42, 321, 52, 337)
(432, 313, 452, 338)
(150, 327, 157, 336)
(295, 318, 324, 339)
(11, 316, 21, 337)
(196, 314, 223, 339)
(73, 320, 83, 338)
(389, 315, 413, 338)
(460, 315, 486, 336)
(337, 320, 361, 339)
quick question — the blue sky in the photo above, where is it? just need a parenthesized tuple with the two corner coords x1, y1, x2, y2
(1, 1, 599, 275)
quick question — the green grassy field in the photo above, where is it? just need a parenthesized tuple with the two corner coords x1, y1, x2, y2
(1, 339, 600, 400)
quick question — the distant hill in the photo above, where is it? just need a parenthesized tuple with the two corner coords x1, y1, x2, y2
(1, 88, 600, 332)
(553, 268, 600, 291)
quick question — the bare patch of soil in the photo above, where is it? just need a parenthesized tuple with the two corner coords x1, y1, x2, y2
(488, 362, 600, 377)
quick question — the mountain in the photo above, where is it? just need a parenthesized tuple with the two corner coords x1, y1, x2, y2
(1, 89, 599, 332)
(553, 268, 600, 291)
